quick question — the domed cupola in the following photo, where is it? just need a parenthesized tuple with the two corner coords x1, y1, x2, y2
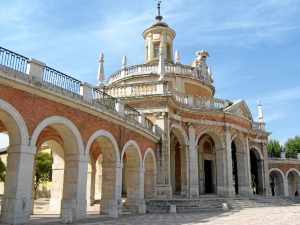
(142, 1, 176, 64)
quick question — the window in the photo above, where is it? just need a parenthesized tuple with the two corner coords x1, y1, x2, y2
(153, 43, 160, 58)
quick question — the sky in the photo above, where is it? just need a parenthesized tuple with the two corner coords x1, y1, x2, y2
(0, 0, 300, 146)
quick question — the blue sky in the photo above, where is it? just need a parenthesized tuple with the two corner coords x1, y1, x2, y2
(0, 0, 300, 145)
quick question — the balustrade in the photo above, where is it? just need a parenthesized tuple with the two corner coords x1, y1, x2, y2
(92, 89, 118, 111)
(0, 47, 28, 73)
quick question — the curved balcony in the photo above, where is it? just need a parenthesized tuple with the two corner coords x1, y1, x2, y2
(107, 63, 213, 86)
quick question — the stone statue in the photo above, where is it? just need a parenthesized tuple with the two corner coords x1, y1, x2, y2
(193, 49, 213, 82)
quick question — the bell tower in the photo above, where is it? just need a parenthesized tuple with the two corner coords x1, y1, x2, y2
(142, 1, 176, 64)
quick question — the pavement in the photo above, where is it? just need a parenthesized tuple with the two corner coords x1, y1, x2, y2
(29, 205, 300, 225)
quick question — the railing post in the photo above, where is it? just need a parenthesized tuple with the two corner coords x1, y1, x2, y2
(80, 82, 93, 103)
(139, 115, 145, 126)
(115, 102, 125, 117)
(26, 58, 45, 80)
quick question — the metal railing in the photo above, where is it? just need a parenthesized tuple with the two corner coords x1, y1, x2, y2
(124, 104, 140, 123)
(92, 89, 118, 111)
(0, 47, 28, 73)
(43, 66, 81, 94)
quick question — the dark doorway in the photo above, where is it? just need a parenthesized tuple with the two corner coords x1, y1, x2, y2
(204, 160, 213, 193)
(232, 142, 238, 194)
(250, 151, 259, 194)
(175, 142, 181, 193)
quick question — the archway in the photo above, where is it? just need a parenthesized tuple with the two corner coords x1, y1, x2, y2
(0, 100, 33, 225)
(170, 125, 188, 196)
(269, 169, 285, 196)
(197, 135, 216, 194)
(30, 116, 86, 223)
(231, 136, 250, 195)
(143, 148, 156, 199)
(249, 148, 264, 195)
(286, 169, 300, 197)
(121, 141, 142, 212)
(85, 130, 120, 215)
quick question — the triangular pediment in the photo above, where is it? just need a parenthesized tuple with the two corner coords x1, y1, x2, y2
(224, 99, 253, 121)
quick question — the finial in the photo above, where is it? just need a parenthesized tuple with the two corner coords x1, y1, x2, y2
(155, 1, 163, 21)
(257, 98, 264, 123)
(122, 56, 127, 68)
(175, 50, 180, 64)
(97, 53, 104, 87)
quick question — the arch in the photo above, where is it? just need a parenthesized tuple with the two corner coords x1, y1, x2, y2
(195, 128, 225, 150)
(143, 147, 156, 169)
(121, 140, 142, 165)
(231, 134, 246, 153)
(143, 148, 157, 199)
(249, 146, 264, 160)
(269, 168, 285, 179)
(30, 116, 84, 155)
(85, 129, 120, 163)
(269, 168, 286, 196)
(170, 123, 189, 146)
(0, 99, 29, 145)
(286, 168, 300, 180)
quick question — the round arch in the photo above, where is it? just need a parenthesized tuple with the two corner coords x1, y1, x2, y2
(85, 129, 120, 163)
(249, 146, 264, 160)
(170, 123, 189, 146)
(286, 168, 300, 180)
(231, 134, 246, 153)
(269, 168, 286, 196)
(121, 140, 142, 165)
(30, 116, 84, 155)
(196, 128, 225, 150)
(0, 99, 29, 145)
(269, 168, 285, 179)
(143, 147, 156, 169)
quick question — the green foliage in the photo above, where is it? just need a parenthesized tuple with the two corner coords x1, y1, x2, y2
(0, 158, 6, 182)
(285, 136, 300, 158)
(267, 139, 282, 158)
(34, 152, 53, 198)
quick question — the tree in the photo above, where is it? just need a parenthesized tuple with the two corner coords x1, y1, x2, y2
(267, 139, 282, 158)
(285, 136, 300, 158)
(0, 158, 6, 182)
(34, 152, 53, 199)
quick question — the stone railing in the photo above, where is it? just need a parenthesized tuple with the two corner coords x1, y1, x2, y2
(171, 89, 231, 110)
(0, 46, 156, 135)
(106, 81, 168, 97)
(107, 63, 213, 85)
(252, 122, 266, 132)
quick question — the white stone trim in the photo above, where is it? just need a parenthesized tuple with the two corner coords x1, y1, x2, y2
(30, 116, 84, 155)
(0, 99, 29, 145)
(249, 146, 264, 160)
(195, 128, 225, 149)
(85, 129, 120, 163)
(269, 168, 285, 180)
(170, 123, 189, 146)
(121, 140, 142, 167)
(142, 147, 157, 172)
(285, 168, 300, 180)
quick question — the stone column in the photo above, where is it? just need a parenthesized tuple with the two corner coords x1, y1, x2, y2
(100, 161, 118, 216)
(95, 159, 102, 200)
(198, 150, 204, 194)
(86, 163, 96, 207)
(49, 163, 64, 213)
(284, 179, 289, 197)
(0, 145, 35, 225)
(115, 162, 123, 216)
(154, 112, 172, 197)
(61, 155, 88, 224)
(125, 165, 142, 212)
(187, 123, 199, 198)
(224, 131, 235, 197)
(262, 143, 271, 196)
(180, 145, 188, 197)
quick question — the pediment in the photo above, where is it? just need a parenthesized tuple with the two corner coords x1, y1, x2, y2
(224, 99, 253, 121)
